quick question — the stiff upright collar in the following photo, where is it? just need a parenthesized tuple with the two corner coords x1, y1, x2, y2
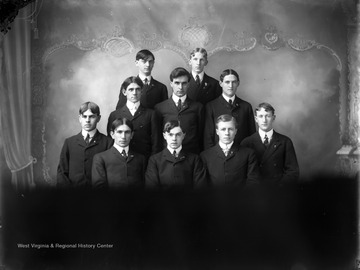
(192, 71, 204, 82)
(219, 141, 234, 150)
(172, 95, 187, 105)
(113, 144, 129, 155)
(222, 94, 235, 104)
(81, 129, 97, 140)
(258, 129, 274, 142)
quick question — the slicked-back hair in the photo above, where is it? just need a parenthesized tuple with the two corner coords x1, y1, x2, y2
(215, 114, 238, 129)
(163, 120, 185, 133)
(255, 102, 275, 115)
(219, 69, 240, 83)
(111, 117, 134, 133)
(121, 76, 144, 92)
(136, 49, 155, 61)
(169, 67, 191, 82)
(79, 101, 100, 116)
(190, 47, 208, 60)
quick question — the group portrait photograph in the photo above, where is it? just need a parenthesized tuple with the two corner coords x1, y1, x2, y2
(0, 0, 359, 269)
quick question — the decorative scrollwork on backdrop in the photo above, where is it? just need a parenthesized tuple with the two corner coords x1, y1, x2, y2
(179, 18, 212, 50)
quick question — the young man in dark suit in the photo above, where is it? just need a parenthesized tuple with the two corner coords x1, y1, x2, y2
(186, 48, 222, 106)
(116, 49, 168, 110)
(241, 102, 299, 187)
(204, 69, 256, 150)
(154, 67, 204, 154)
(200, 114, 259, 187)
(57, 101, 113, 189)
(107, 76, 162, 159)
(145, 120, 206, 189)
(92, 118, 146, 189)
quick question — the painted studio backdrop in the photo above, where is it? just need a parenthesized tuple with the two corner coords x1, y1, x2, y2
(1, 0, 358, 189)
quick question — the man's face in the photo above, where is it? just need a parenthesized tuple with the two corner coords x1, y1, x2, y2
(220, 74, 239, 98)
(216, 120, 237, 145)
(79, 109, 100, 132)
(122, 82, 142, 103)
(163, 126, 185, 150)
(170, 76, 189, 97)
(111, 124, 133, 148)
(189, 52, 207, 74)
(135, 56, 154, 76)
(255, 108, 276, 132)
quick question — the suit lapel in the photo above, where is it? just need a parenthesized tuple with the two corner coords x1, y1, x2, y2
(133, 105, 145, 120)
(163, 148, 176, 163)
(262, 131, 282, 162)
(76, 132, 87, 148)
(111, 147, 127, 162)
(120, 106, 134, 120)
(179, 98, 190, 113)
(214, 144, 227, 160)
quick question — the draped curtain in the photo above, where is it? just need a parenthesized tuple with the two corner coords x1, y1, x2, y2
(0, 5, 35, 192)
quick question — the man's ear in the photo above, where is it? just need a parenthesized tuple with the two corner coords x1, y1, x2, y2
(96, 115, 101, 123)
(110, 131, 115, 139)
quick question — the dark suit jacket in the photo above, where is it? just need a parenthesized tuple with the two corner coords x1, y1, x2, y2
(116, 77, 168, 110)
(200, 144, 259, 187)
(241, 131, 299, 186)
(204, 95, 256, 150)
(107, 105, 162, 158)
(187, 73, 222, 106)
(155, 97, 204, 154)
(145, 148, 206, 189)
(57, 131, 113, 188)
(92, 147, 146, 189)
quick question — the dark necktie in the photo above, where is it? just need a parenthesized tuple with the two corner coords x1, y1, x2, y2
(195, 75, 200, 86)
(85, 133, 90, 145)
(121, 149, 127, 159)
(173, 150, 177, 158)
(177, 99, 182, 111)
(264, 134, 269, 148)
(229, 99, 233, 106)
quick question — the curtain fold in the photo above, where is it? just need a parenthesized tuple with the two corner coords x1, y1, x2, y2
(0, 5, 35, 192)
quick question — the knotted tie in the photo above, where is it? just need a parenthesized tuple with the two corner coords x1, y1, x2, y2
(264, 134, 269, 148)
(144, 78, 149, 85)
(228, 99, 233, 106)
(173, 150, 177, 158)
(85, 133, 90, 145)
(223, 145, 230, 157)
(121, 149, 127, 159)
(177, 99, 182, 111)
(195, 75, 200, 86)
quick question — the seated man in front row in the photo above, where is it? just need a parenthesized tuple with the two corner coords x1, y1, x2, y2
(241, 102, 299, 188)
(92, 118, 147, 189)
(145, 120, 206, 189)
(200, 114, 259, 187)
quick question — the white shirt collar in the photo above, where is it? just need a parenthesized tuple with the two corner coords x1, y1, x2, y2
(258, 129, 274, 141)
(172, 95, 187, 104)
(126, 101, 140, 111)
(219, 141, 234, 150)
(113, 144, 129, 155)
(168, 145, 182, 156)
(82, 129, 97, 139)
(138, 74, 151, 83)
(222, 94, 235, 103)
(192, 71, 204, 82)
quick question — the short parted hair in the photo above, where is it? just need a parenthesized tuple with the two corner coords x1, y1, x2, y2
(255, 102, 275, 115)
(215, 114, 238, 129)
(79, 101, 100, 115)
(219, 69, 240, 83)
(169, 67, 191, 82)
(111, 117, 134, 133)
(190, 47, 208, 60)
(121, 76, 144, 92)
(163, 120, 185, 133)
(136, 49, 155, 61)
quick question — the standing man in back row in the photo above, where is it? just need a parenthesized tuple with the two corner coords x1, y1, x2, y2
(116, 49, 168, 110)
(186, 48, 222, 106)
(204, 69, 256, 150)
